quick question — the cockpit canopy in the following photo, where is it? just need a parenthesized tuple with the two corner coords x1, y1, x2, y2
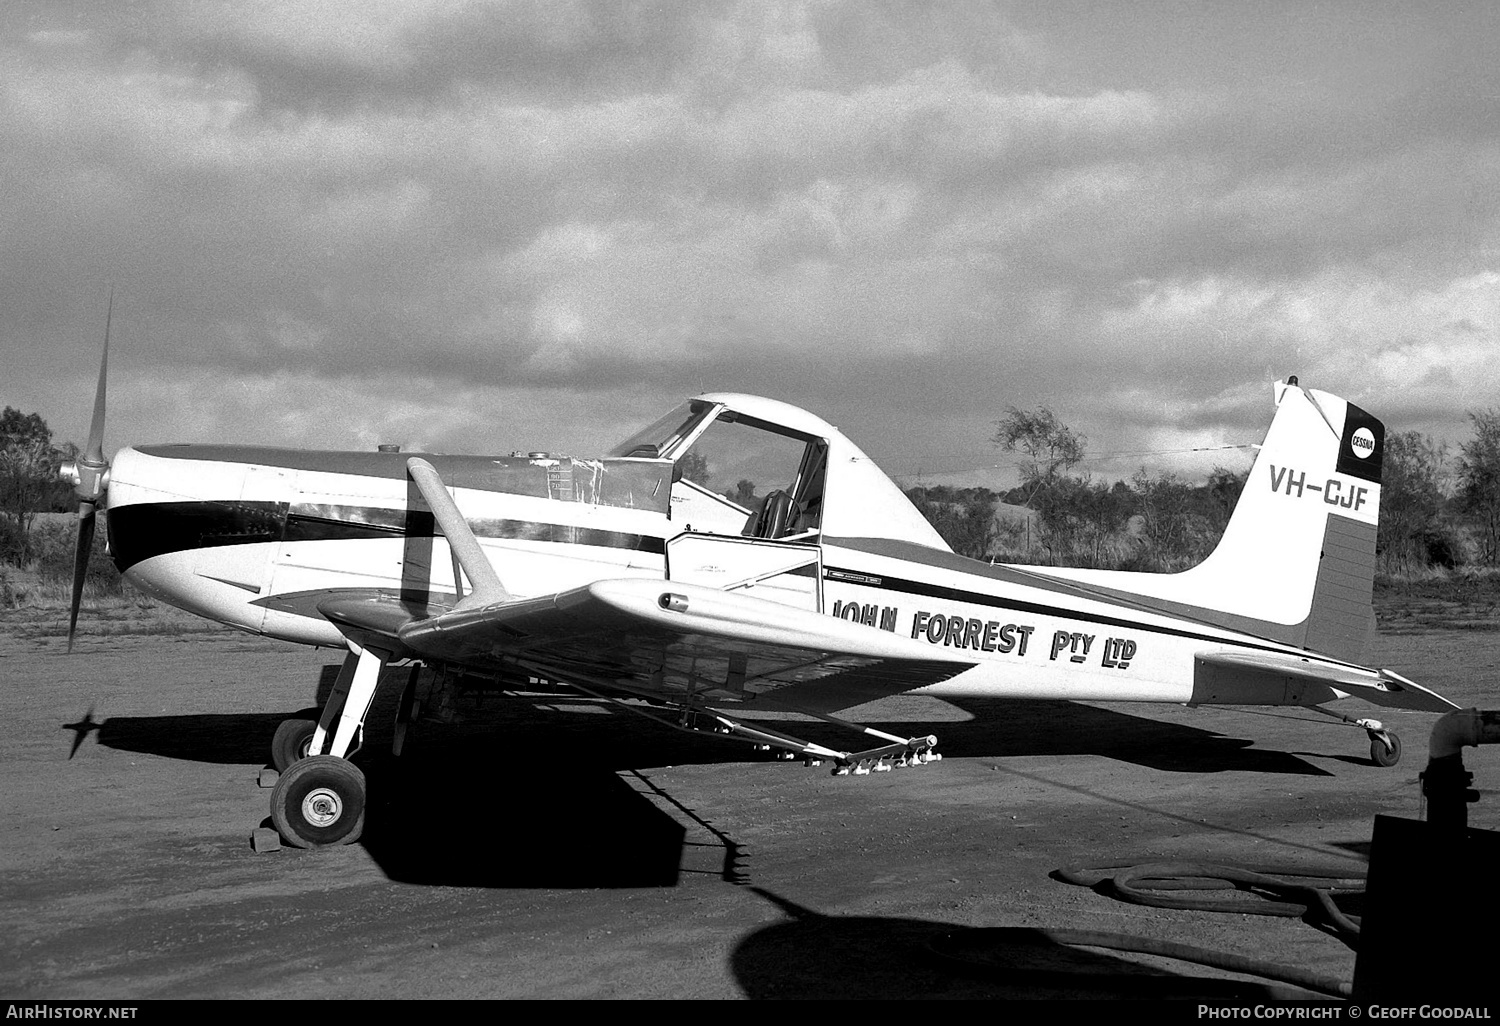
(608, 394, 949, 550)
(609, 398, 826, 538)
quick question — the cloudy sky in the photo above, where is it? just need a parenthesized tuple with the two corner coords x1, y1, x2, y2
(5, 1, 1499, 490)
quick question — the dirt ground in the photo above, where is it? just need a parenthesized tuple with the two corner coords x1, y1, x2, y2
(3, 602, 1499, 1001)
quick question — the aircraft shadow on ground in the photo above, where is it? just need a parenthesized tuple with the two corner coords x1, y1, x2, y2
(81, 686, 1328, 888)
(878, 697, 1334, 777)
(89, 697, 745, 890)
(729, 887, 1331, 1000)
(87, 708, 322, 764)
(84, 695, 1328, 777)
(82, 652, 1331, 778)
(353, 695, 756, 887)
(352, 747, 714, 889)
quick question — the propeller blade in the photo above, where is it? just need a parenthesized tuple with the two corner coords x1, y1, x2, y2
(68, 291, 115, 653)
(67, 502, 97, 653)
(85, 290, 112, 464)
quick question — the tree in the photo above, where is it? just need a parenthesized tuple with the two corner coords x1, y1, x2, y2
(1457, 409, 1500, 566)
(677, 451, 710, 485)
(1203, 466, 1246, 534)
(1033, 476, 1130, 566)
(1132, 469, 1194, 570)
(1378, 431, 1449, 571)
(0, 407, 64, 564)
(993, 407, 1086, 509)
(907, 486, 998, 559)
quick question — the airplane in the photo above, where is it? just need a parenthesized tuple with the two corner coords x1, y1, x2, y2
(62, 333, 1457, 850)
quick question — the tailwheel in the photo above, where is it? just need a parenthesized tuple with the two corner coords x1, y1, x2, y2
(270, 755, 366, 849)
(271, 718, 319, 773)
(1308, 707, 1403, 768)
(1369, 731, 1402, 768)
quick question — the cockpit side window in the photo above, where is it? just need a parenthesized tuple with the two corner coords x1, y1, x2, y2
(671, 412, 826, 538)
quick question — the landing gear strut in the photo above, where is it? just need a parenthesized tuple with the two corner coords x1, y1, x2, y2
(264, 645, 390, 849)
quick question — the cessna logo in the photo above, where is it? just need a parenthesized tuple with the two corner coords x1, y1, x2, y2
(1351, 427, 1376, 459)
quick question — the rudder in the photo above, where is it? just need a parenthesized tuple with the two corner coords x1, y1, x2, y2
(1180, 377, 1384, 661)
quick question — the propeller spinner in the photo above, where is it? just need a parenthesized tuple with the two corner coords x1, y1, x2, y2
(58, 293, 114, 652)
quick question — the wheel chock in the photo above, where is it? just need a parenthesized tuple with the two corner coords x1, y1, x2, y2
(251, 827, 283, 854)
(257, 767, 280, 788)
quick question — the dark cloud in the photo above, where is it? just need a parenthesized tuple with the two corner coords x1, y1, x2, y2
(5, 1, 1498, 474)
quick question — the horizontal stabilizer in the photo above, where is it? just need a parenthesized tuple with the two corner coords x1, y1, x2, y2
(1194, 650, 1458, 713)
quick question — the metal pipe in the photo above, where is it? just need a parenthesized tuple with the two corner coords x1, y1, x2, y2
(1422, 709, 1500, 830)
(1429, 708, 1500, 760)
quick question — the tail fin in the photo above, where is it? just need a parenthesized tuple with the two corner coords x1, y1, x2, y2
(1039, 377, 1384, 663)
(1175, 378, 1383, 661)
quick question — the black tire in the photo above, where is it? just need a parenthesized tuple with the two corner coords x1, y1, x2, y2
(270, 755, 366, 849)
(1370, 732, 1402, 768)
(272, 718, 319, 773)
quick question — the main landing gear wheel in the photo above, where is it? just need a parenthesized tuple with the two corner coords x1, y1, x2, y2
(1370, 731, 1402, 768)
(270, 755, 366, 849)
(271, 718, 319, 773)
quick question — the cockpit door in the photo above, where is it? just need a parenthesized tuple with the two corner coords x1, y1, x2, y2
(666, 534, 822, 611)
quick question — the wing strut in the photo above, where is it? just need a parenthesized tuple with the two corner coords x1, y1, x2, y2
(405, 457, 510, 610)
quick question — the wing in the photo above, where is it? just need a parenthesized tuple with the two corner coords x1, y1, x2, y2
(315, 456, 971, 714)
(1194, 650, 1458, 713)
(305, 575, 977, 713)
(390, 578, 976, 713)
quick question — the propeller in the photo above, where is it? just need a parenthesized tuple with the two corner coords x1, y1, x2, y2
(61, 292, 114, 652)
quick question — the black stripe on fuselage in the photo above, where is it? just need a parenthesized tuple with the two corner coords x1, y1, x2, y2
(108, 500, 289, 571)
(108, 500, 666, 571)
(820, 560, 1326, 660)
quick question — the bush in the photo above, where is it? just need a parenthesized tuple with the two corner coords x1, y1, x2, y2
(0, 517, 24, 567)
(30, 514, 125, 596)
(1420, 530, 1464, 569)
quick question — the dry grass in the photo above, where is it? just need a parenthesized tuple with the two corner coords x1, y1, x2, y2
(0, 565, 226, 641)
(1374, 567, 1500, 634)
(0, 601, 227, 642)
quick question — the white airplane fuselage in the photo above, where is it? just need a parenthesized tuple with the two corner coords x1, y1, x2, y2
(107, 441, 1369, 712)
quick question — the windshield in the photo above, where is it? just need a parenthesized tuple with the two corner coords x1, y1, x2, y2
(606, 401, 715, 458)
